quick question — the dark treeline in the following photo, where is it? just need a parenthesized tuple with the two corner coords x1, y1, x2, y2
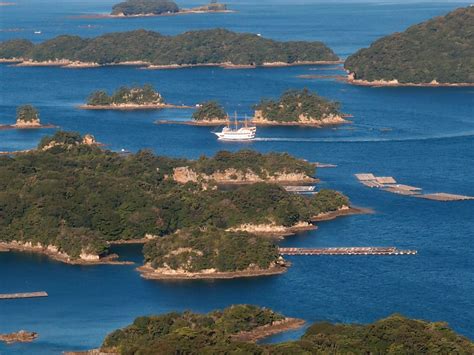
(112, 0, 179, 16)
(86, 85, 163, 106)
(192, 101, 227, 121)
(0, 29, 339, 66)
(100, 306, 474, 354)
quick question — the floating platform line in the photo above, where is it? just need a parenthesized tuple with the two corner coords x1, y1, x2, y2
(279, 247, 417, 256)
(0, 292, 48, 300)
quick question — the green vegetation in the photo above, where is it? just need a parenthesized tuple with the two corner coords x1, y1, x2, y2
(0, 29, 339, 66)
(99, 307, 474, 354)
(16, 105, 39, 123)
(111, 0, 179, 16)
(254, 89, 341, 122)
(192, 101, 227, 121)
(86, 85, 164, 106)
(101, 305, 284, 354)
(345, 6, 474, 84)
(189, 150, 316, 179)
(143, 228, 280, 272)
(0, 132, 348, 259)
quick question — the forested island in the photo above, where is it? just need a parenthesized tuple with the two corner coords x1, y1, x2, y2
(173, 150, 318, 184)
(252, 89, 347, 127)
(0, 105, 55, 130)
(191, 101, 228, 124)
(80, 85, 189, 110)
(0, 132, 351, 266)
(110, 0, 231, 17)
(345, 6, 474, 86)
(0, 29, 340, 69)
(139, 228, 287, 279)
(82, 306, 473, 354)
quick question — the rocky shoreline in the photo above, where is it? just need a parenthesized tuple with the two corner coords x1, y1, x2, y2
(78, 103, 192, 110)
(1, 58, 342, 70)
(74, 9, 236, 20)
(228, 221, 317, 239)
(137, 263, 288, 280)
(155, 119, 229, 126)
(0, 123, 56, 130)
(231, 317, 306, 342)
(346, 73, 474, 87)
(311, 206, 372, 222)
(0, 242, 134, 266)
(0, 330, 38, 344)
(251, 114, 349, 127)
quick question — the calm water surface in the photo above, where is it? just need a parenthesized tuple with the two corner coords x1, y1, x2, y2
(0, 1, 473, 353)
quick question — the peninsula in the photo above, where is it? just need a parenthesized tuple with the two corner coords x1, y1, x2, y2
(0, 29, 340, 69)
(138, 228, 287, 280)
(77, 307, 474, 354)
(0, 105, 55, 130)
(252, 88, 347, 127)
(0, 132, 352, 266)
(344, 6, 474, 86)
(79, 85, 190, 110)
(110, 0, 232, 18)
(172, 150, 318, 184)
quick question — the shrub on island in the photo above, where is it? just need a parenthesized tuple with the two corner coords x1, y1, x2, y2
(86, 84, 164, 107)
(15, 105, 40, 126)
(0, 29, 339, 66)
(253, 88, 342, 124)
(192, 101, 227, 121)
(111, 0, 179, 16)
(344, 6, 474, 84)
(99, 308, 474, 354)
(143, 228, 282, 274)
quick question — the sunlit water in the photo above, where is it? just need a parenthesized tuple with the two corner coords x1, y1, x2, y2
(0, 1, 473, 353)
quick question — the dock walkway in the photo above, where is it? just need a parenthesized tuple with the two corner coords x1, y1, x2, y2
(0, 292, 48, 300)
(279, 247, 416, 256)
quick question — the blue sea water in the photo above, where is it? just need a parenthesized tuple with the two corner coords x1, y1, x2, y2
(0, 1, 473, 353)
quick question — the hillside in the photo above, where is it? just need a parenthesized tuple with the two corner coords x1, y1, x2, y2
(344, 6, 474, 85)
(0, 29, 339, 67)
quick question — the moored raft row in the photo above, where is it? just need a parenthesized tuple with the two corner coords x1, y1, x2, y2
(0, 292, 48, 300)
(279, 247, 417, 256)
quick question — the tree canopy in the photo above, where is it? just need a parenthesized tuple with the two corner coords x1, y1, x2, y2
(111, 0, 179, 16)
(344, 6, 474, 84)
(86, 85, 163, 106)
(16, 105, 40, 123)
(192, 101, 227, 121)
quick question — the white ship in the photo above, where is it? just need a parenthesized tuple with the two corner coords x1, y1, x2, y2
(214, 114, 256, 141)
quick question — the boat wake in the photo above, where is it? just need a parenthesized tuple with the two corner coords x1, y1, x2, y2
(253, 131, 474, 143)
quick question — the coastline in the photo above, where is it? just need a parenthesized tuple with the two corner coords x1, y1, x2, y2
(73, 9, 236, 19)
(346, 73, 474, 87)
(311, 206, 372, 222)
(231, 317, 306, 342)
(78, 103, 192, 110)
(155, 119, 229, 126)
(251, 115, 349, 127)
(228, 222, 317, 239)
(0, 123, 56, 130)
(137, 264, 288, 280)
(2, 58, 342, 70)
(0, 242, 134, 266)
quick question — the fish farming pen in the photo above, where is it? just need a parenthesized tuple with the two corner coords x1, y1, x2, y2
(279, 247, 417, 256)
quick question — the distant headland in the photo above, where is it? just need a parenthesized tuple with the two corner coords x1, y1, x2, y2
(108, 0, 234, 18)
(344, 6, 474, 86)
(0, 29, 340, 69)
(79, 85, 191, 110)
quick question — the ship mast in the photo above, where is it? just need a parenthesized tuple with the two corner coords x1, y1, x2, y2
(234, 111, 238, 129)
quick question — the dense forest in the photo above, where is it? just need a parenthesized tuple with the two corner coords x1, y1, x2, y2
(86, 85, 163, 106)
(344, 6, 474, 84)
(143, 228, 281, 273)
(188, 150, 316, 178)
(111, 0, 179, 16)
(16, 105, 40, 123)
(100, 306, 474, 354)
(192, 101, 227, 121)
(254, 89, 342, 122)
(0, 132, 348, 259)
(0, 29, 339, 66)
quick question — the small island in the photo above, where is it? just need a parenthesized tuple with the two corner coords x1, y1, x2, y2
(0, 29, 340, 69)
(252, 89, 348, 127)
(75, 307, 474, 354)
(173, 150, 318, 184)
(110, 0, 232, 17)
(344, 6, 474, 86)
(0, 330, 38, 344)
(0, 105, 55, 130)
(0, 132, 355, 266)
(190, 101, 229, 124)
(79, 85, 190, 110)
(138, 228, 287, 280)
